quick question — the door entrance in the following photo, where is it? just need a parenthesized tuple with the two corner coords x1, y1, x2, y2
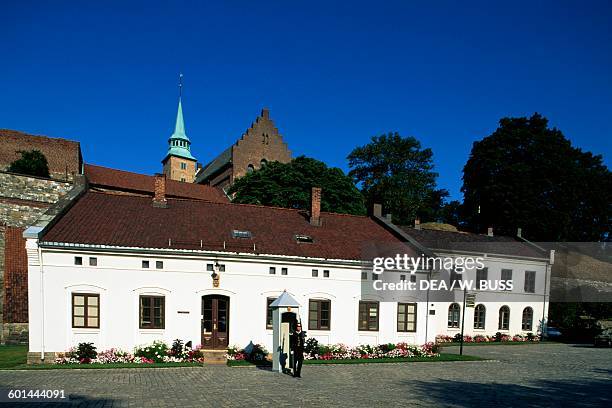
(201, 295, 229, 349)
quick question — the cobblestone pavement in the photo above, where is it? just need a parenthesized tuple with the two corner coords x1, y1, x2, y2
(0, 344, 611, 407)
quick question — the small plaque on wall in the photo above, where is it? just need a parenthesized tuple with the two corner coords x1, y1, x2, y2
(177, 311, 190, 314)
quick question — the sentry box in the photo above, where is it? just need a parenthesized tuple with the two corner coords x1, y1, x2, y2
(270, 291, 301, 373)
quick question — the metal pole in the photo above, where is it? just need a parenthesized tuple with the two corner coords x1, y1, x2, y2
(460, 287, 466, 356)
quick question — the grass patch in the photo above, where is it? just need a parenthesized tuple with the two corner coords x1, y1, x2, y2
(227, 353, 483, 366)
(0, 345, 27, 369)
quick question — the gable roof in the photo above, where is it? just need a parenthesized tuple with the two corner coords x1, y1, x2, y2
(41, 191, 406, 261)
(0, 129, 82, 179)
(399, 226, 546, 259)
(84, 164, 227, 203)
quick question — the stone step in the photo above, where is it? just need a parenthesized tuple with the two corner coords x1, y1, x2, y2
(201, 350, 227, 365)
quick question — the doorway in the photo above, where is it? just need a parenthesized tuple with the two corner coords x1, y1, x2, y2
(201, 295, 229, 349)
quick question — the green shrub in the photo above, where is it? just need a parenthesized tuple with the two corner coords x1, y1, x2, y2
(305, 337, 319, 357)
(134, 340, 169, 363)
(75, 342, 97, 362)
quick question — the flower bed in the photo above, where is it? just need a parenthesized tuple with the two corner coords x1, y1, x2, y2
(225, 343, 268, 362)
(435, 332, 540, 344)
(305, 342, 440, 360)
(54, 340, 204, 365)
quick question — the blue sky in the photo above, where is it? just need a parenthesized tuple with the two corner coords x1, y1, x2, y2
(1, 0, 610, 200)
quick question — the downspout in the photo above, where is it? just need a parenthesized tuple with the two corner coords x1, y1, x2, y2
(542, 250, 554, 335)
(38, 243, 45, 361)
(425, 268, 431, 343)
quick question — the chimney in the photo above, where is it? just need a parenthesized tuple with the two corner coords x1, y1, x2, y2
(517, 227, 522, 238)
(487, 227, 493, 236)
(310, 187, 321, 226)
(373, 203, 382, 218)
(153, 173, 168, 208)
(261, 107, 270, 119)
(415, 218, 421, 230)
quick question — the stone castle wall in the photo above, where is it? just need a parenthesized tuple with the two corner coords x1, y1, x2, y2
(0, 171, 72, 344)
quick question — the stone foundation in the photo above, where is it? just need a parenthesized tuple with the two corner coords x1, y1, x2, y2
(2, 322, 28, 345)
(27, 351, 57, 365)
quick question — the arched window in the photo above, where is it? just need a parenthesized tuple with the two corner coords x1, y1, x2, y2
(498, 306, 510, 330)
(247, 164, 255, 173)
(522, 307, 533, 331)
(260, 159, 268, 167)
(474, 304, 486, 329)
(448, 303, 460, 328)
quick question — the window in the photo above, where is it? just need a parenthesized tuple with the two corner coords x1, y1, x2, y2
(358, 301, 379, 331)
(74, 257, 83, 265)
(410, 274, 417, 283)
(372, 273, 378, 281)
(309, 299, 331, 330)
(323, 270, 330, 278)
(247, 164, 255, 173)
(361, 271, 368, 280)
(266, 297, 277, 329)
(476, 267, 488, 289)
(524, 271, 536, 293)
(156, 261, 163, 269)
(142, 260, 150, 269)
(281, 268, 288, 275)
(140, 295, 165, 329)
(498, 306, 510, 330)
(89, 257, 97, 266)
(269, 267, 276, 275)
(522, 307, 533, 331)
(180, 177, 186, 182)
(180, 162, 187, 170)
(448, 303, 460, 328)
(450, 269, 462, 288)
(72, 293, 99, 328)
(232, 230, 252, 239)
(400, 274, 406, 281)
(397, 303, 417, 332)
(260, 159, 268, 167)
(474, 304, 486, 329)
(312, 269, 318, 277)
(501, 269, 513, 291)
(206, 264, 214, 271)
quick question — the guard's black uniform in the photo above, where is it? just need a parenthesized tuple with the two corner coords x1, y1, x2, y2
(290, 330, 306, 377)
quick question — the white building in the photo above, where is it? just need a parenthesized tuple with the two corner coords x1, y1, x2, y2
(24, 173, 552, 363)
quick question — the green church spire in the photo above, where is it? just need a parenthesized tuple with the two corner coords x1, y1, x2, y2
(163, 74, 196, 162)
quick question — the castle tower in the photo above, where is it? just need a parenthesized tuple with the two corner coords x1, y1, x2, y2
(162, 75, 197, 182)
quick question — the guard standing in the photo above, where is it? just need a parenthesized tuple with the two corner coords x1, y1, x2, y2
(290, 322, 306, 378)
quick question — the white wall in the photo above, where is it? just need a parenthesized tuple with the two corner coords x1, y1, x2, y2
(27, 242, 550, 355)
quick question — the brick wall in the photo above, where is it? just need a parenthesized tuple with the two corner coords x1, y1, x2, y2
(3, 227, 27, 323)
(231, 109, 292, 181)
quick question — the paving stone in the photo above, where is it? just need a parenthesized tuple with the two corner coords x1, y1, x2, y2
(0, 344, 610, 407)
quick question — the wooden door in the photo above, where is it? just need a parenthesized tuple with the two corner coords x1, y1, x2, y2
(201, 295, 229, 349)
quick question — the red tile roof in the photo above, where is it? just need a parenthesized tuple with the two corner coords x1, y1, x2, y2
(399, 226, 545, 258)
(0, 129, 82, 179)
(42, 191, 405, 261)
(84, 164, 228, 203)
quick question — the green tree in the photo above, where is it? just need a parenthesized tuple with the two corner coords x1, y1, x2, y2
(228, 156, 366, 215)
(348, 132, 448, 225)
(7, 150, 50, 178)
(461, 113, 611, 241)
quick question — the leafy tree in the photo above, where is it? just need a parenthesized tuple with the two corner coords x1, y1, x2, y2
(462, 113, 611, 241)
(228, 156, 366, 215)
(7, 149, 50, 178)
(347, 132, 448, 225)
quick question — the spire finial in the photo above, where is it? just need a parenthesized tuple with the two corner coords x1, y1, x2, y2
(178, 73, 183, 98)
